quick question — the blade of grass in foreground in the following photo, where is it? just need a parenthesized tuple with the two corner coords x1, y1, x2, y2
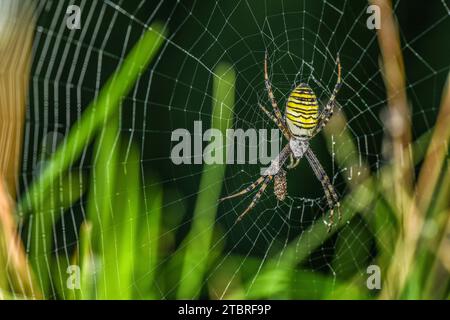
(28, 172, 86, 299)
(97, 143, 141, 299)
(54, 221, 94, 300)
(398, 72, 450, 299)
(134, 181, 163, 299)
(18, 22, 167, 215)
(238, 268, 369, 300)
(77, 221, 95, 300)
(177, 63, 235, 299)
(86, 112, 120, 254)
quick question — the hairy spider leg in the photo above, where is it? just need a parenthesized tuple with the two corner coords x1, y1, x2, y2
(236, 175, 273, 222)
(219, 176, 265, 202)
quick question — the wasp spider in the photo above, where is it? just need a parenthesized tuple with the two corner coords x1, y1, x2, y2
(220, 52, 342, 231)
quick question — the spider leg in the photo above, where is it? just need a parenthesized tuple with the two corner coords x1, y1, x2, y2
(305, 148, 340, 231)
(313, 54, 342, 136)
(236, 175, 273, 222)
(264, 52, 286, 127)
(219, 176, 265, 201)
(259, 103, 291, 140)
(222, 144, 292, 222)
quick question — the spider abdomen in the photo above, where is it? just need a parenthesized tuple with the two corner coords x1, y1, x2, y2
(285, 83, 319, 137)
(274, 169, 287, 201)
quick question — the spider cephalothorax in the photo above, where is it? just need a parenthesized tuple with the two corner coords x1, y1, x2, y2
(220, 52, 342, 231)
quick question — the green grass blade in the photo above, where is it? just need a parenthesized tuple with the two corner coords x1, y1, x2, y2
(87, 112, 120, 249)
(51, 221, 94, 300)
(134, 181, 163, 299)
(84, 104, 120, 299)
(78, 221, 95, 300)
(177, 63, 235, 299)
(28, 172, 86, 299)
(97, 143, 141, 299)
(241, 268, 368, 299)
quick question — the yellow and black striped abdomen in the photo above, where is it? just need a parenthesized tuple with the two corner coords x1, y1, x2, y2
(285, 84, 319, 137)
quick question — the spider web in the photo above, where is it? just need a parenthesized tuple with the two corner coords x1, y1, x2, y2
(19, 0, 450, 299)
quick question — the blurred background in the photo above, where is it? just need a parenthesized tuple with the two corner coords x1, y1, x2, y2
(0, 0, 449, 299)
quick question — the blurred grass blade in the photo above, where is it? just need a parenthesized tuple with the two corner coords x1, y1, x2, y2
(79, 221, 95, 300)
(371, 0, 413, 192)
(97, 143, 141, 299)
(219, 255, 368, 299)
(177, 63, 235, 299)
(134, 181, 163, 299)
(28, 172, 86, 299)
(371, 197, 397, 266)
(414, 72, 450, 213)
(241, 268, 368, 300)
(19, 22, 167, 215)
(87, 112, 120, 249)
(423, 162, 450, 299)
(324, 110, 370, 187)
(400, 73, 450, 299)
(84, 101, 120, 299)
(52, 221, 95, 300)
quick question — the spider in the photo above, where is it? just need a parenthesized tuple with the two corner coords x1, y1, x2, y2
(220, 52, 342, 231)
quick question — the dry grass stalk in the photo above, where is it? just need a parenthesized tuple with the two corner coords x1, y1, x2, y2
(371, 0, 413, 197)
(415, 75, 450, 213)
(0, 1, 40, 299)
(0, 180, 41, 298)
(370, 0, 418, 298)
(0, 1, 34, 199)
(380, 54, 450, 299)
